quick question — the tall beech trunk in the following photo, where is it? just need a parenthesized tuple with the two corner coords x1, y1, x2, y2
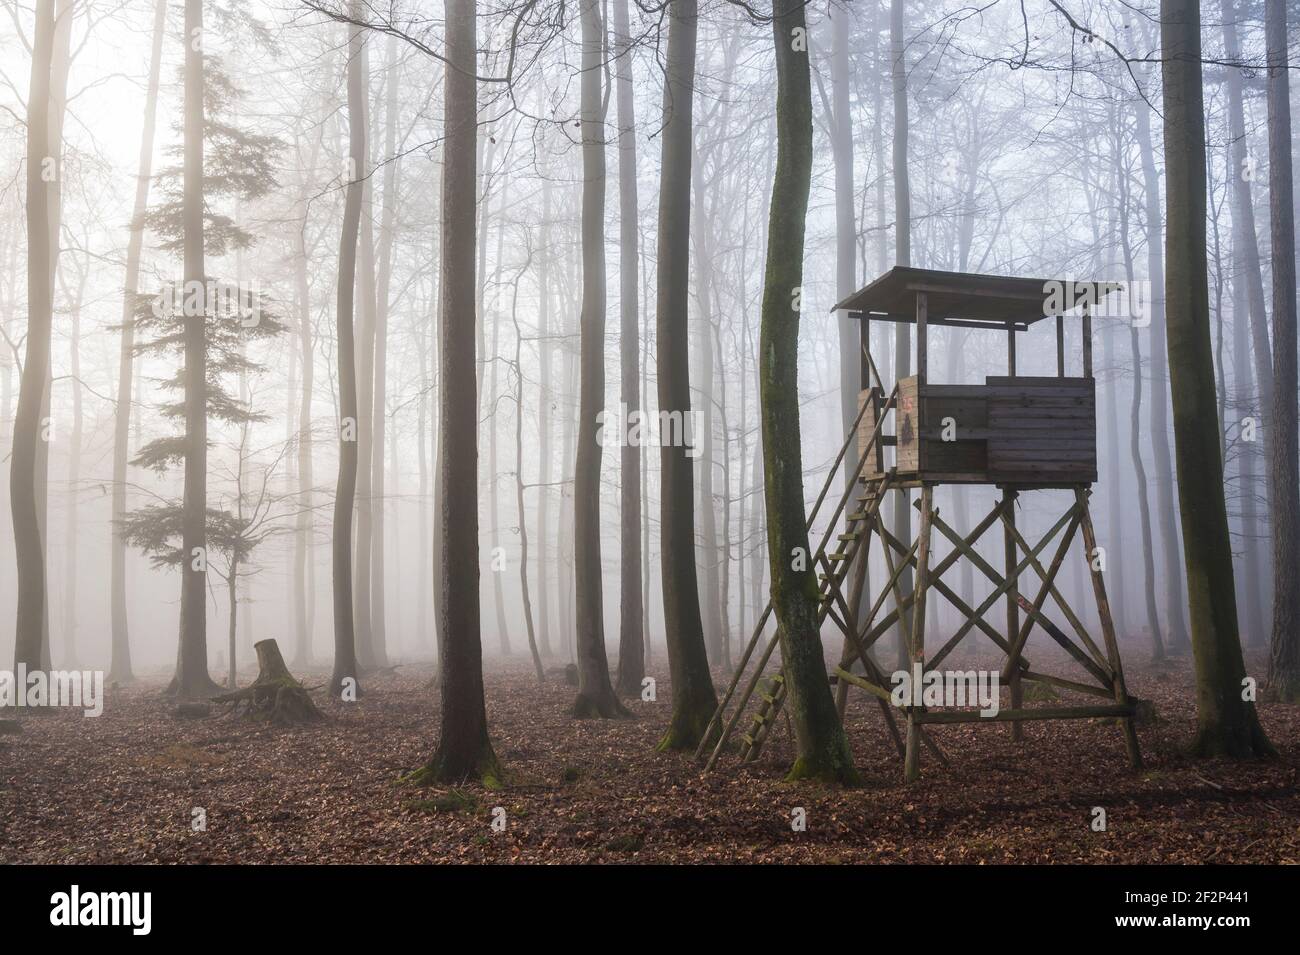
(173, 0, 218, 699)
(368, 33, 400, 669)
(613, 0, 644, 698)
(487, 178, 511, 656)
(61, 257, 86, 664)
(420, 0, 500, 783)
(536, 179, 553, 658)
(511, 292, 545, 683)
(1134, 48, 1191, 654)
(1264, 0, 1300, 701)
(692, 141, 722, 665)
(761, 0, 859, 785)
(330, 8, 365, 699)
(831, 0, 857, 504)
(1118, 176, 1165, 660)
(572, 0, 624, 718)
(1159, 0, 1271, 756)
(110, 0, 165, 683)
(1221, 0, 1268, 646)
(1232, 242, 1267, 644)
(1221, 0, 1276, 640)
(654, 0, 718, 749)
(292, 127, 321, 669)
(354, 61, 377, 668)
(11, 0, 55, 675)
(417, 260, 432, 653)
(889, 0, 912, 669)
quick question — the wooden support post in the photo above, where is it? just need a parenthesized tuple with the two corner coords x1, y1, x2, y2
(1000, 513, 1113, 675)
(836, 521, 873, 717)
(904, 486, 934, 783)
(1007, 326, 1017, 375)
(860, 313, 871, 391)
(1082, 305, 1093, 377)
(1002, 512, 1081, 683)
(1002, 488, 1023, 741)
(916, 292, 928, 385)
(1055, 314, 1065, 376)
(1076, 488, 1143, 770)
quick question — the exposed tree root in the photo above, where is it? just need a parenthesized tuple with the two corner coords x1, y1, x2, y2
(403, 747, 504, 790)
(572, 691, 631, 719)
(655, 694, 719, 752)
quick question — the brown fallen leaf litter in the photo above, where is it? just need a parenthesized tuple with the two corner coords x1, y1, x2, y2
(0, 647, 1296, 863)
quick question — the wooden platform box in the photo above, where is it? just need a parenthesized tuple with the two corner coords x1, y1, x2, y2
(861, 375, 1097, 486)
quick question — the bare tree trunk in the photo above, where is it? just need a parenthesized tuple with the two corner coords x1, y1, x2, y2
(889, 0, 912, 670)
(172, 0, 219, 699)
(654, 0, 718, 749)
(417, 270, 431, 653)
(109, 0, 165, 684)
(12, 0, 53, 675)
(1221, 0, 1276, 641)
(715, 320, 733, 671)
(226, 565, 239, 690)
(1114, 143, 1166, 660)
(641, 244, 652, 663)
(487, 177, 511, 657)
(330, 7, 366, 700)
(1264, 0, 1300, 701)
(368, 33, 400, 669)
(831, 0, 858, 506)
(1134, 47, 1191, 654)
(692, 141, 723, 666)
(762, 0, 859, 785)
(511, 288, 545, 683)
(420, 0, 500, 783)
(353, 37, 378, 669)
(613, 0, 644, 698)
(61, 255, 86, 665)
(1160, 0, 1271, 756)
(571, 0, 624, 718)
(292, 129, 319, 669)
(536, 179, 554, 659)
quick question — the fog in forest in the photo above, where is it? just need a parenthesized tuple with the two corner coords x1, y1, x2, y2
(0, 0, 1290, 702)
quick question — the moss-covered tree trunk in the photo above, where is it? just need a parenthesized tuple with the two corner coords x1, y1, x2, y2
(418, 0, 501, 786)
(330, 3, 364, 701)
(1264, 0, 1300, 701)
(759, 0, 860, 786)
(653, 0, 718, 750)
(1159, 0, 1272, 756)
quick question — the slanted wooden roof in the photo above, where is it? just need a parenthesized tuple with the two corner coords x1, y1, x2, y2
(831, 267, 1122, 330)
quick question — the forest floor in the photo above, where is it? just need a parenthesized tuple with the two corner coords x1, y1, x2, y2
(1, 645, 1296, 863)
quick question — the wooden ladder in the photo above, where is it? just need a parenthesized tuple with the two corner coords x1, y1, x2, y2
(738, 478, 886, 762)
(699, 380, 898, 771)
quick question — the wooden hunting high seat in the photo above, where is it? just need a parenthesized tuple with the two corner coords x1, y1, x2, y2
(696, 267, 1143, 783)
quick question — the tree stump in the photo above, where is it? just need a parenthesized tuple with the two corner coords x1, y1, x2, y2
(212, 639, 323, 726)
